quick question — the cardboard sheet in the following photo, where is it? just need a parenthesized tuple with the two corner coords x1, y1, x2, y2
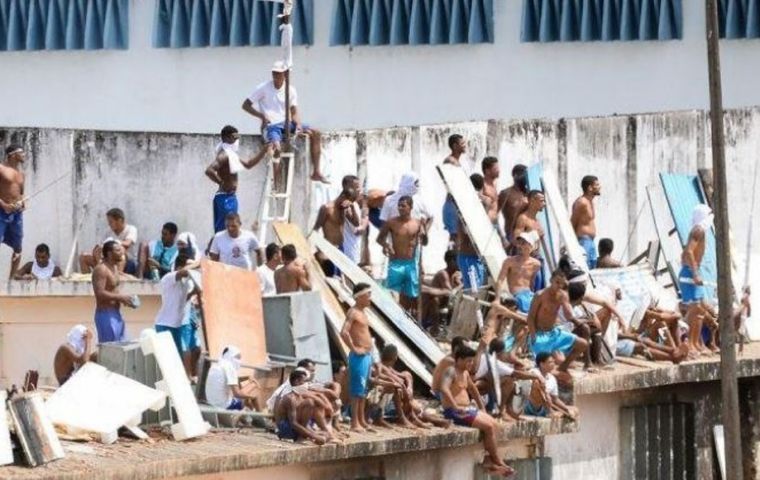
(436, 164, 506, 283)
(272, 222, 349, 357)
(310, 232, 444, 366)
(201, 258, 267, 366)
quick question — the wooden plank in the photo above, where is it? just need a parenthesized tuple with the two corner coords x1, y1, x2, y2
(540, 169, 589, 273)
(9, 393, 64, 467)
(200, 259, 267, 366)
(272, 222, 349, 358)
(310, 232, 445, 366)
(436, 164, 506, 284)
(646, 186, 681, 293)
(325, 277, 433, 386)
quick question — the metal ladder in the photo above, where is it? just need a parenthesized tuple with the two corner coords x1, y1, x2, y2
(255, 152, 295, 244)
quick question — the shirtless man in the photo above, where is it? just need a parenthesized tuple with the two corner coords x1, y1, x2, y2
(512, 190, 547, 290)
(313, 175, 361, 249)
(421, 250, 462, 336)
(205, 125, 270, 233)
(340, 283, 375, 432)
(274, 244, 311, 293)
(274, 370, 330, 445)
(596, 238, 622, 269)
(431, 336, 467, 400)
(377, 196, 422, 315)
(497, 232, 541, 314)
(457, 174, 491, 291)
(440, 346, 515, 477)
(91, 241, 136, 343)
(679, 204, 713, 354)
(571, 175, 601, 270)
(527, 270, 589, 385)
(481, 157, 500, 222)
(481, 338, 543, 421)
(498, 164, 529, 244)
(0, 144, 25, 279)
(53, 325, 94, 385)
(442, 134, 466, 244)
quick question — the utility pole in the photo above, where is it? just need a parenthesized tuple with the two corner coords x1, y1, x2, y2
(705, 1, 743, 478)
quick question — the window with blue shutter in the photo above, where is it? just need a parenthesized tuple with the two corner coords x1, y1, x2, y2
(153, 0, 313, 48)
(521, 0, 682, 42)
(330, 0, 494, 46)
(0, 0, 129, 52)
(718, 0, 760, 39)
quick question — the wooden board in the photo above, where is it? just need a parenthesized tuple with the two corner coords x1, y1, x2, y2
(646, 186, 681, 292)
(200, 259, 267, 367)
(436, 164, 506, 283)
(541, 169, 589, 273)
(310, 232, 445, 366)
(9, 393, 64, 467)
(272, 222, 349, 358)
(325, 278, 433, 386)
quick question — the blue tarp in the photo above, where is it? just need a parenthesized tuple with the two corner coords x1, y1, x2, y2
(659, 173, 717, 300)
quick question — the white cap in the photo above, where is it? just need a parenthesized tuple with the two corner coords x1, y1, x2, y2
(517, 230, 539, 246)
(272, 60, 289, 73)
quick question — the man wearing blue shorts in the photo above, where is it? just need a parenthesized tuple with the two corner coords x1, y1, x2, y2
(0, 144, 26, 279)
(680, 204, 713, 354)
(377, 196, 422, 316)
(571, 175, 601, 270)
(527, 270, 589, 386)
(497, 231, 541, 314)
(242, 61, 326, 183)
(341, 283, 376, 432)
(92, 241, 137, 343)
(154, 253, 201, 377)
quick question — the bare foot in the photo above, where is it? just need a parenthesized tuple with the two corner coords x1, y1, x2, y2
(311, 173, 330, 184)
(350, 426, 366, 433)
(375, 418, 394, 429)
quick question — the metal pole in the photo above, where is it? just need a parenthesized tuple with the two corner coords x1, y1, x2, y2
(705, 1, 743, 478)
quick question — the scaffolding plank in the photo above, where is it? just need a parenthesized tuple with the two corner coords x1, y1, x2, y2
(309, 232, 444, 366)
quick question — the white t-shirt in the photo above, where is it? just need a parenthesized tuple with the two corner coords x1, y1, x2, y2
(155, 272, 194, 328)
(105, 224, 138, 259)
(474, 353, 514, 380)
(209, 230, 260, 270)
(342, 202, 362, 264)
(247, 80, 298, 125)
(257, 264, 278, 296)
(531, 368, 558, 397)
(205, 360, 238, 409)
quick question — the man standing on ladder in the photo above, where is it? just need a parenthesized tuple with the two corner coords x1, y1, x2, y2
(242, 61, 327, 184)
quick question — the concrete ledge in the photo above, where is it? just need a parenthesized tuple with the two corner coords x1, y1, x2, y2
(0, 279, 161, 297)
(0, 418, 577, 480)
(575, 342, 760, 395)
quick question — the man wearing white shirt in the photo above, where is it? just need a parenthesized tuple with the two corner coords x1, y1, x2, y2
(242, 60, 326, 183)
(258, 243, 281, 296)
(209, 213, 263, 270)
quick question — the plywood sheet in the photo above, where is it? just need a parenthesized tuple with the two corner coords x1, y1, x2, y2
(436, 164, 506, 283)
(272, 222, 350, 358)
(200, 259, 267, 366)
(541, 169, 589, 273)
(310, 232, 444, 366)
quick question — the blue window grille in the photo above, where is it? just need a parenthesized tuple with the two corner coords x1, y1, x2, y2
(718, 0, 760, 39)
(153, 0, 313, 48)
(0, 0, 129, 51)
(330, 0, 494, 46)
(521, 0, 682, 42)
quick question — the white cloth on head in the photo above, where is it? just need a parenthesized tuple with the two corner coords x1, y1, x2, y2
(215, 141, 244, 174)
(247, 80, 298, 126)
(379, 171, 432, 222)
(67, 324, 88, 356)
(32, 259, 56, 280)
(176, 232, 201, 261)
(342, 201, 362, 264)
(692, 204, 714, 231)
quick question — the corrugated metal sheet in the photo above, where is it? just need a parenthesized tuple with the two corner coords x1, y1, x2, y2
(659, 173, 717, 300)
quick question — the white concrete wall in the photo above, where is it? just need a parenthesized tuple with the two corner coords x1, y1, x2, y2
(3, 2, 760, 134)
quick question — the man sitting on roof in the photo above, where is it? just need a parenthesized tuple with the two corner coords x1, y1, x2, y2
(274, 369, 331, 445)
(596, 238, 622, 269)
(205, 345, 261, 411)
(53, 325, 95, 385)
(14, 243, 62, 280)
(420, 250, 462, 337)
(79, 208, 139, 276)
(525, 353, 578, 420)
(138, 222, 178, 280)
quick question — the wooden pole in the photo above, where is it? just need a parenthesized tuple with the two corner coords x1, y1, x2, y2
(705, 1, 743, 478)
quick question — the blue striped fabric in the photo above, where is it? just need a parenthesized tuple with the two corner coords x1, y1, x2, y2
(522, 0, 682, 42)
(331, 0, 494, 46)
(154, 0, 313, 48)
(0, 0, 128, 51)
(719, 0, 760, 39)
